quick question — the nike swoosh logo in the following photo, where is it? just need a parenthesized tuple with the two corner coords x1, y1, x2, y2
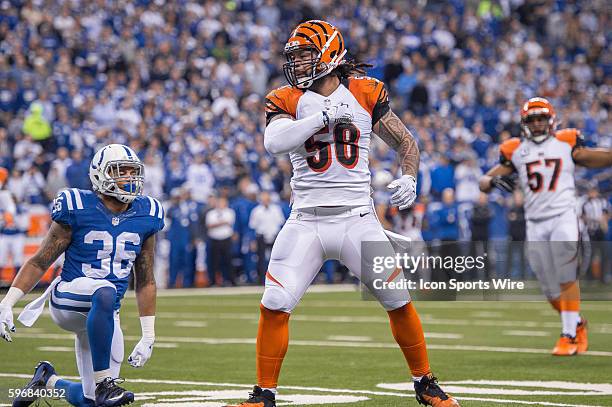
(359, 212, 369, 217)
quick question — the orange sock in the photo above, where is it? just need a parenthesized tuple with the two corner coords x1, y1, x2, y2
(549, 297, 562, 313)
(387, 302, 431, 377)
(256, 304, 290, 389)
(560, 281, 580, 312)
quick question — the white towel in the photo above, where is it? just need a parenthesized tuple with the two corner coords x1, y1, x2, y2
(17, 276, 61, 327)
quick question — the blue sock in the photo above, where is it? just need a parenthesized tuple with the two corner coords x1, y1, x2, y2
(55, 379, 95, 407)
(87, 287, 116, 374)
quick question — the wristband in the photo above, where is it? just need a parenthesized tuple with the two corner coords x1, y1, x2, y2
(0, 287, 25, 308)
(140, 316, 155, 341)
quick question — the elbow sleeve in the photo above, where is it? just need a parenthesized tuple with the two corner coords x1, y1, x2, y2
(264, 113, 325, 155)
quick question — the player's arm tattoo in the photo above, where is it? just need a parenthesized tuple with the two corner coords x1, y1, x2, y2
(134, 234, 156, 317)
(372, 110, 420, 177)
(134, 234, 156, 291)
(12, 221, 72, 292)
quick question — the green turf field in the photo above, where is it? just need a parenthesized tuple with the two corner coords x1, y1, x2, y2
(1, 286, 611, 406)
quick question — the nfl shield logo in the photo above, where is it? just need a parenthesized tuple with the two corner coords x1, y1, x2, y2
(112, 217, 120, 226)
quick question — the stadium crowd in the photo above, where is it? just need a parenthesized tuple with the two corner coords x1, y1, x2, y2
(0, 0, 610, 287)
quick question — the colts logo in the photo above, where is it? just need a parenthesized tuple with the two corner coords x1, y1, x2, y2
(112, 217, 120, 226)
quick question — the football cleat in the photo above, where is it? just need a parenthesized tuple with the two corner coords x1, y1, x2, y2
(552, 334, 578, 356)
(95, 378, 134, 407)
(12, 361, 56, 407)
(225, 386, 276, 407)
(414, 374, 460, 406)
(576, 318, 588, 354)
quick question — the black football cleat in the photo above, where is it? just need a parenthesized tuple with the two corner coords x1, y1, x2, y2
(224, 385, 276, 407)
(12, 361, 56, 407)
(95, 378, 134, 407)
(414, 374, 460, 406)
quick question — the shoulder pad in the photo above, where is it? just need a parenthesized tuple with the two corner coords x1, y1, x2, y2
(347, 76, 389, 123)
(499, 138, 521, 164)
(265, 86, 303, 119)
(51, 188, 86, 227)
(141, 196, 164, 220)
(555, 128, 583, 148)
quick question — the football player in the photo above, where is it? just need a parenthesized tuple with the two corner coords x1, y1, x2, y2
(480, 97, 612, 355)
(228, 20, 459, 407)
(0, 144, 165, 406)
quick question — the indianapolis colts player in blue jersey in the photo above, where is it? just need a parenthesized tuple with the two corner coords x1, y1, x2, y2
(0, 144, 164, 407)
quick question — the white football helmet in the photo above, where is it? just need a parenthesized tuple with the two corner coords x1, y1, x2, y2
(89, 144, 144, 203)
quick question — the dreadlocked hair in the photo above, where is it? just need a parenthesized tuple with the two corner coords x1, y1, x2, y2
(332, 59, 373, 79)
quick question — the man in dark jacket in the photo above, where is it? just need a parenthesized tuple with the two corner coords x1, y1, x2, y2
(470, 193, 493, 280)
(506, 191, 527, 278)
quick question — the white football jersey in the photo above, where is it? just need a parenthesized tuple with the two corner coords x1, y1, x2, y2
(265, 76, 389, 209)
(500, 129, 582, 221)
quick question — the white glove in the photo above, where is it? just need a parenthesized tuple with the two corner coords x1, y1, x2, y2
(0, 287, 23, 343)
(128, 337, 154, 367)
(0, 304, 15, 342)
(324, 102, 353, 126)
(387, 175, 417, 210)
(128, 316, 155, 367)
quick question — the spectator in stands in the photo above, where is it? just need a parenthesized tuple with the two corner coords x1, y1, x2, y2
(166, 188, 198, 288)
(65, 149, 90, 191)
(186, 154, 214, 204)
(231, 180, 258, 283)
(22, 102, 53, 151)
(582, 185, 610, 281)
(428, 189, 459, 282)
(50, 147, 71, 182)
(430, 156, 455, 198)
(22, 165, 46, 204)
(470, 193, 493, 279)
(455, 154, 482, 203)
(408, 72, 429, 116)
(249, 191, 286, 283)
(143, 152, 164, 200)
(206, 196, 236, 286)
(0, 193, 28, 275)
(506, 191, 527, 278)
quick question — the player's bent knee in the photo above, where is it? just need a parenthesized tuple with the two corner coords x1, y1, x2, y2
(261, 286, 297, 313)
(380, 299, 410, 311)
(91, 287, 116, 313)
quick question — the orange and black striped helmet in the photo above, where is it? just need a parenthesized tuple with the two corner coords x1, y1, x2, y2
(520, 97, 557, 143)
(283, 20, 347, 89)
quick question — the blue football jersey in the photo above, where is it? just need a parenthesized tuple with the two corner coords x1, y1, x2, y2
(51, 188, 165, 309)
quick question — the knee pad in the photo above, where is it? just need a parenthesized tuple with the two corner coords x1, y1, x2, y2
(380, 299, 409, 312)
(261, 285, 297, 313)
(91, 287, 116, 313)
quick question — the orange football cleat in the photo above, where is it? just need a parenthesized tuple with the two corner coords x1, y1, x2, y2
(414, 374, 461, 406)
(576, 318, 588, 354)
(552, 334, 578, 356)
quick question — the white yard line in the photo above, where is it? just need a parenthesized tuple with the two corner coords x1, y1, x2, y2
(154, 343, 179, 348)
(36, 346, 73, 352)
(173, 321, 209, 328)
(327, 335, 372, 342)
(503, 330, 551, 337)
(155, 311, 612, 333)
(11, 332, 612, 356)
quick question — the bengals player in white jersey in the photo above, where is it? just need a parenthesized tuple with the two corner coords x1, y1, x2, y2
(480, 97, 612, 356)
(227, 20, 459, 407)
